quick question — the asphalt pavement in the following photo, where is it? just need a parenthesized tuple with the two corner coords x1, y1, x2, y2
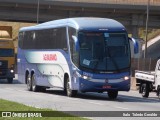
(0, 77, 160, 120)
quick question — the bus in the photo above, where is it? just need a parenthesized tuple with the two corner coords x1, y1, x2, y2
(18, 17, 137, 99)
(0, 38, 15, 83)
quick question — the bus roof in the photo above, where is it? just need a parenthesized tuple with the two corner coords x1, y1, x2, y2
(20, 17, 126, 32)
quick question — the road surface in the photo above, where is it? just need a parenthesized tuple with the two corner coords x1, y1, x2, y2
(0, 78, 160, 120)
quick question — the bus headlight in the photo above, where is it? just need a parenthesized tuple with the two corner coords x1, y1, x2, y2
(73, 71, 91, 80)
(124, 76, 129, 80)
(82, 75, 91, 80)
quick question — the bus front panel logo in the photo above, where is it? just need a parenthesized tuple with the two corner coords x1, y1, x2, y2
(105, 79, 108, 83)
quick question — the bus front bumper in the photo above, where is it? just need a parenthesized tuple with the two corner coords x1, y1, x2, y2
(79, 78, 130, 92)
(0, 69, 15, 79)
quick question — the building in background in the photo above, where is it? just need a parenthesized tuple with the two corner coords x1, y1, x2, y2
(0, 26, 15, 83)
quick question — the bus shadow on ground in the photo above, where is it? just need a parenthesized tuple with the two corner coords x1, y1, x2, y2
(117, 94, 160, 103)
(79, 92, 160, 103)
(46, 89, 66, 96)
(0, 79, 21, 84)
(45, 89, 160, 103)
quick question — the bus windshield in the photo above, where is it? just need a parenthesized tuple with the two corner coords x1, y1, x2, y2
(78, 31, 130, 72)
(0, 49, 14, 57)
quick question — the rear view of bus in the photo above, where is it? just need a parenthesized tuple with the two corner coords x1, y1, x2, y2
(0, 39, 15, 83)
(18, 18, 131, 99)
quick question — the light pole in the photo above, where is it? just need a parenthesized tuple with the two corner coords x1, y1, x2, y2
(37, 0, 40, 24)
(144, 0, 150, 59)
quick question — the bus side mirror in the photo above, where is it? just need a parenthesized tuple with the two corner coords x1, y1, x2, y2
(129, 37, 139, 54)
(72, 36, 79, 51)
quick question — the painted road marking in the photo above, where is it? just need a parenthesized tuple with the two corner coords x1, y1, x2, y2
(88, 101, 104, 106)
(114, 106, 129, 110)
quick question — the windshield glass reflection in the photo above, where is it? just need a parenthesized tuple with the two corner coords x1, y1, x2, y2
(79, 32, 130, 72)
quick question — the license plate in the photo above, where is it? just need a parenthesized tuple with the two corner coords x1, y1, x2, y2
(102, 85, 111, 89)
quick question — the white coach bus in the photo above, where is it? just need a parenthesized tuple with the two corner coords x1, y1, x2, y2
(18, 17, 137, 99)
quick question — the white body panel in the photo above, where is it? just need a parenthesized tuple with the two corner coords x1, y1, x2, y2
(135, 71, 155, 82)
(135, 59, 160, 90)
(155, 59, 160, 89)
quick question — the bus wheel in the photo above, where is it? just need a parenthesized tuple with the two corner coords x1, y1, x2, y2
(31, 74, 38, 92)
(108, 91, 118, 99)
(141, 83, 149, 98)
(157, 86, 160, 99)
(7, 78, 13, 84)
(66, 78, 77, 97)
(26, 74, 32, 91)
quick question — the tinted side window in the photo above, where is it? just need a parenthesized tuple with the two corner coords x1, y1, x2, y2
(23, 31, 31, 49)
(18, 32, 24, 49)
(20, 27, 67, 50)
(68, 27, 79, 67)
(35, 29, 53, 49)
(56, 27, 68, 50)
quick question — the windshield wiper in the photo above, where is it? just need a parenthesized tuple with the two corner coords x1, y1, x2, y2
(106, 47, 120, 73)
(89, 59, 100, 73)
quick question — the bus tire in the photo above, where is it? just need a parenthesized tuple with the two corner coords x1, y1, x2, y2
(26, 74, 32, 91)
(157, 86, 160, 99)
(108, 91, 118, 99)
(139, 83, 142, 93)
(7, 78, 13, 84)
(65, 78, 77, 97)
(31, 74, 39, 92)
(141, 83, 149, 98)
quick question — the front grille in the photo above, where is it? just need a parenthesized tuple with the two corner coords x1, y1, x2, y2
(0, 69, 7, 76)
(0, 60, 8, 69)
